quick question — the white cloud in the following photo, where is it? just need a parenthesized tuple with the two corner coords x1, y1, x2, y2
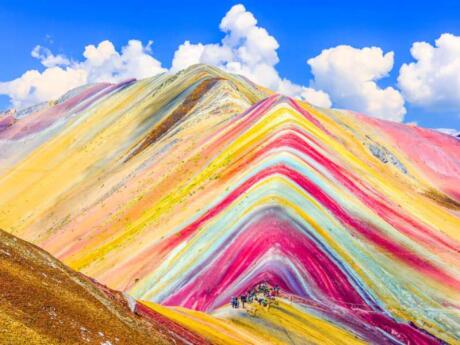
(9, 3, 452, 124)
(307, 45, 406, 122)
(31, 46, 70, 68)
(171, 41, 206, 72)
(80, 40, 166, 83)
(435, 128, 460, 137)
(277, 79, 331, 108)
(0, 40, 166, 109)
(171, 4, 331, 108)
(398, 33, 460, 111)
(299, 87, 332, 108)
(0, 68, 87, 109)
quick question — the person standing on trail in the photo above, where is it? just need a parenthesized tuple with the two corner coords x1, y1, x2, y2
(240, 294, 247, 308)
(265, 298, 271, 311)
(257, 296, 263, 305)
(231, 297, 239, 308)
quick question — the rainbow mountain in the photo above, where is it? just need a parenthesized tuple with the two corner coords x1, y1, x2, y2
(0, 64, 459, 344)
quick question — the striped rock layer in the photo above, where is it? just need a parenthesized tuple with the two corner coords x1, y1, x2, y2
(0, 64, 459, 344)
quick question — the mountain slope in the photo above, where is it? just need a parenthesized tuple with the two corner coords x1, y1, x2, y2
(144, 299, 376, 345)
(0, 64, 459, 344)
(0, 228, 209, 344)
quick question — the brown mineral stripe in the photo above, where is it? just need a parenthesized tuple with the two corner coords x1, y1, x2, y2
(125, 77, 222, 162)
(423, 188, 460, 210)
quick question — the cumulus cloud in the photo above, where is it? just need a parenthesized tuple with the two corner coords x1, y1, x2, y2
(398, 33, 460, 111)
(31, 46, 70, 68)
(0, 40, 166, 109)
(79, 40, 166, 83)
(171, 4, 331, 108)
(9, 3, 456, 125)
(0, 68, 87, 110)
(307, 46, 406, 121)
(2, 3, 408, 119)
(277, 79, 331, 108)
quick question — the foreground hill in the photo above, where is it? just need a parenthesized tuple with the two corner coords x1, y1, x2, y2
(0, 64, 459, 343)
(0, 229, 208, 344)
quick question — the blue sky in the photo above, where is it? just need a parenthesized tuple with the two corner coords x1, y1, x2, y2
(1, 0, 459, 130)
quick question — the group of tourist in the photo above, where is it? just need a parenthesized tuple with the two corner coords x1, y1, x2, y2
(231, 282, 280, 311)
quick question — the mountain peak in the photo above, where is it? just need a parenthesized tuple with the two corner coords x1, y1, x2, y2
(0, 64, 459, 344)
